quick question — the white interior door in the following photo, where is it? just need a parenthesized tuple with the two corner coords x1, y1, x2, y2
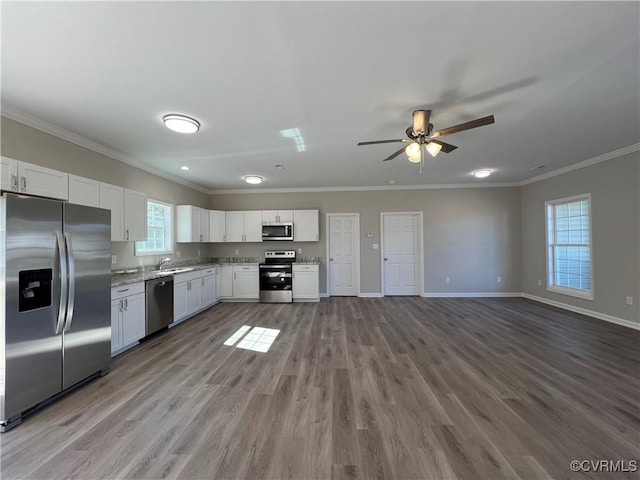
(327, 214, 359, 296)
(382, 213, 421, 296)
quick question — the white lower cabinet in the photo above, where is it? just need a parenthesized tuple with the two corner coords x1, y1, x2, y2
(110, 283, 146, 356)
(172, 267, 220, 326)
(215, 266, 223, 302)
(232, 265, 259, 299)
(220, 266, 233, 298)
(293, 264, 320, 301)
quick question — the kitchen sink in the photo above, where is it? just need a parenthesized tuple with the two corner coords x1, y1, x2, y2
(153, 267, 194, 275)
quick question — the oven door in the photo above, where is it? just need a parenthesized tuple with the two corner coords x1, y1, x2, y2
(259, 264, 293, 302)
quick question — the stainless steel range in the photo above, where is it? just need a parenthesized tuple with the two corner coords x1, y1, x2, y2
(259, 250, 295, 303)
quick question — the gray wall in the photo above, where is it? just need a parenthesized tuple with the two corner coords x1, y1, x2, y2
(1, 116, 209, 269)
(209, 188, 523, 295)
(521, 152, 640, 325)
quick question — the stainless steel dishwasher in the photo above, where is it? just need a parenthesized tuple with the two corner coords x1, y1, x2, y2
(145, 275, 174, 335)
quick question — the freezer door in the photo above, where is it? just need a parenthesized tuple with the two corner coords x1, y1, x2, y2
(62, 203, 111, 389)
(1, 194, 63, 421)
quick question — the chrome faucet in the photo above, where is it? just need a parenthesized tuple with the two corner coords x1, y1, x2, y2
(157, 257, 172, 271)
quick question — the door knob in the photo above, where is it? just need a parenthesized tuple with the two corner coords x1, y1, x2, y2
(384, 258, 388, 261)
(329, 258, 334, 261)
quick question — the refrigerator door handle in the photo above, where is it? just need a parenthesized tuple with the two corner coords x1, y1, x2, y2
(63, 233, 76, 331)
(55, 231, 68, 335)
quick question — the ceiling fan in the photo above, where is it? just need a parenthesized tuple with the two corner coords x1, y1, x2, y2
(357, 110, 495, 173)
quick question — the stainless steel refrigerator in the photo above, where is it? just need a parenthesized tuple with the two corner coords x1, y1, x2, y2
(0, 193, 111, 432)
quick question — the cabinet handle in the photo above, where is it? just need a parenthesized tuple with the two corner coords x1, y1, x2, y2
(117, 288, 129, 293)
(119, 299, 123, 312)
(21, 176, 27, 192)
(124, 298, 128, 310)
(125, 229, 130, 241)
(223, 235, 226, 242)
(233, 272, 236, 280)
(11, 174, 18, 191)
(187, 281, 190, 290)
(201, 278, 204, 286)
(200, 234, 203, 241)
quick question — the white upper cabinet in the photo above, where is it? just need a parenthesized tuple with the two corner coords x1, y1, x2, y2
(68, 174, 100, 207)
(209, 210, 226, 242)
(225, 211, 263, 242)
(177, 205, 210, 242)
(294, 210, 319, 241)
(100, 183, 124, 241)
(99, 183, 147, 242)
(1, 157, 18, 192)
(1, 158, 69, 200)
(262, 210, 293, 223)
(124, 188, 147, 241)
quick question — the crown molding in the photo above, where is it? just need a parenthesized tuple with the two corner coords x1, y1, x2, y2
(1, 106, 210, 194)
(3, 107, 637, 196)
(519, 143, 640, 186)
(208, 182, 520, 195)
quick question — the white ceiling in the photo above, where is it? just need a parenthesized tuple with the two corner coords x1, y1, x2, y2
(2, 2, 639, 193)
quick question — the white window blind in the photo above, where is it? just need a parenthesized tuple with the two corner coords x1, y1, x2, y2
(546, 194, 593, 300)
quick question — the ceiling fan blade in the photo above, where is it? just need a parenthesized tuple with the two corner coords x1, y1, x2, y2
(428, 139, 457, 153)
(412, 109, 431, 135)
(431, 115, 495, 138)
(357, 138, 407, 146)
(382, 146, 407, 162)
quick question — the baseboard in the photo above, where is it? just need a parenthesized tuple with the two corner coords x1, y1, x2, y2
(320, 293, 329, 298)
(521, 293, 640, 330)
(422, 292, 522, 298)
(358, 293, 384, 298)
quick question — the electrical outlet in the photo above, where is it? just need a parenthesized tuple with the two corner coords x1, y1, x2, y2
(497, 276, 502, 283)
(111, 255, 117, 265)
(445, 277, 450, 283)
(373, 243, 379, 250)
(627, 296, 634, 306)
(235, 249, 239, 255)
(298, 248, 302, 254)
(538, 279, 542, 286)
(197, 249, 200, 256)
(176, 251, 182, 258)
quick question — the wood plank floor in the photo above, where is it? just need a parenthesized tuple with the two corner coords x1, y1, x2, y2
(1, 297, 639, 479)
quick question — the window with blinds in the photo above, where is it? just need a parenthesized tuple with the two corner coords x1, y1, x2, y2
(546, 194, 593, 300)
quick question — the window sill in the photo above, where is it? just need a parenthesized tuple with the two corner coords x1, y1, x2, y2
(547, 285, 594, 301)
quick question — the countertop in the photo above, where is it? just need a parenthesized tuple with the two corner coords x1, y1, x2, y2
(111, 263, 220, 287)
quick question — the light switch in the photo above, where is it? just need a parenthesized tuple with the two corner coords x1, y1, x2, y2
(373, 243, 379, 250)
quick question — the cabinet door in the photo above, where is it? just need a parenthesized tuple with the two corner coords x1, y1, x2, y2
(18, 161, 69, 200)
(1, 157, 18, 192)
(187, 279, 202, 315)
(233, 267, 259, 298)
(100, 183, 125, 241)
(277, 210, 294, 222)
(225, 211, 245, 242)
(209, 210, 226, 242)
(220, 266, 233, 297)
(121, 292, 145, 346)
(110, 299, 122, 354)
(215, 267, 223, 301)
(174, 281, 189, 322)
(176, 205, 198, 243)
(124, 189, 147, 242)
(244, 211, 263, 242)
(199, 208, 210, 242)
(262, 211, 279, 223)
(201, 275, 216, 307)
(294, 210, 319, 242)
(68, 174, 100, 207)
(293, 267, 320, 299)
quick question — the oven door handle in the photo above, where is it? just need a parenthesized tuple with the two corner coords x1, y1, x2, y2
(259, 265, 292, 269)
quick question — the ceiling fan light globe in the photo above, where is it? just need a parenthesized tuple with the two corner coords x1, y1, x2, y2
(407, 153, 422, 163)
(405, 142, 420, 157)
(426, 142, 442, 157)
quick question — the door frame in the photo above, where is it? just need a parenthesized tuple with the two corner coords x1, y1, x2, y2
(380, 212, 424, 296)
(326, 213, 361, 297)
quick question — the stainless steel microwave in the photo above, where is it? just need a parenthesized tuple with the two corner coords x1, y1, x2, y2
(262, 222, 294, 241)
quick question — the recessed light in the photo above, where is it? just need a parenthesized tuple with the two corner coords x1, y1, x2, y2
(243, 175, 264, 185)
(163, 114, 200, 134)
(472, 169, 493, 178)
(273, 164, 285, 170)
(180, 166, 190, 171)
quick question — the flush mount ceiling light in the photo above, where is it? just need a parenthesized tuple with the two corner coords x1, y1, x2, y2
(473, 169, 493, 178)
(162, 114, 200, 134)
(180, 166, 190, 171)
(243, 175, 264, 185)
